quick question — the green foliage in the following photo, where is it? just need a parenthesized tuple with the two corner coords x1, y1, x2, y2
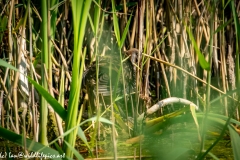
(0, 16, 7, 43)
(186, 27, 210, 71)
(64, 0, 92, 157)
(0, 127, 72, 160)
(229, 126, 240, 160)
(1, 0, 240, 159)
(27, 77, 67, 120)
(0, 59, 19, 72)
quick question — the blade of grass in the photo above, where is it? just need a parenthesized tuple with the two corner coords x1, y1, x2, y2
(111, 0, 120, 46)
(186, 26, 210, 71)
(64, 1, 92, 157)
(28, 77, 67, 120)
(0, 126, 72, 160)
(39, 0, 49, 145)
(120, 13, 132, 48)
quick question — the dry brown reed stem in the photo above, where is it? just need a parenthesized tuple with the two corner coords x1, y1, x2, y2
(51, 39, 72, 82)
(0, 77, 13, 106)
(28, 0, 38, 141)
(142, 53, 232, 97)
(138, 0, 145, 92)
(136, 0, 145, 117)
(212, 10, 218, 78)
(168, 2, 177, 94)
(152, 7, 171, 97)
(193, 0, 210, 43)
(7, 0, 20, 134)
(142, 0, 152, 98)
(122, 0, 131, 49)
(220, 17, 228, 116)
(130, 8, 137, 48)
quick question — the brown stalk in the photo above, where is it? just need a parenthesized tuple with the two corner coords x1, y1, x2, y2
(137, 0, 145, 112)
(28, 2, 38, 141)
(142, 53, 235, 98)
(220, 18, 228, 116)
(129, 8, 137, 48)
(0, 77, 14, 107)
(13, 29, 28, 135)
(51, 39, 72, 82)
(193, 0, 210, 43)
(152, 5, 171, 98)
(142, 0, 152, 99)
(8, 0, 19, 133)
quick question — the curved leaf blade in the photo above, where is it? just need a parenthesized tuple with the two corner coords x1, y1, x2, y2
(28, 77, 67, 121)
(186, 27, 210, 70)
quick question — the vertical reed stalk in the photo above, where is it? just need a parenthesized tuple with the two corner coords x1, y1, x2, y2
(63, 0, 92, 157)
(39, 0, 49, 145)
(200, 1, 215, 154)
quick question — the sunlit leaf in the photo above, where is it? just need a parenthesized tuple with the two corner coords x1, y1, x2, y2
(93, 0, 101, 35)
(64, 141, 84, 160)
(28, 77, 67, 120)
(111, 0, 120, 46)
(228, 125, 240, 160)
(77, 127, 91, 150)
(186, 27, 210, 70)
(120, 13, 132, 48)
(80, 116, 113, 125)
(207, 152, 220, 160)
(0, 59, 19, 72)
(190, 104, 201, 141)
(0, 127, 72, 160)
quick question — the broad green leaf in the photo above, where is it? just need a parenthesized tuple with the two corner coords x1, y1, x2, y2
(88, 14, 95, 35)
(77, 127, 90, 149)
(93, 0, 101, 35)
(196, 113, 232, 159)
(66, 0, 92, 157)
(54, 142, 65, 156)
(28, 77, 67, 120)
(80, 116, 113, 125)
(111, 0, 120, 46)
(64, 141, 84, 160)
(0, 127, 72, 160)
(163, 147, 195, 160)
(228, 125, 240, 160)
(0, 59, 19, 72)
(120, 13, 132, 48)
(202, 113, 240, 127)
(49, 0, 65, 11)
(190, 104, 200, 141)
(186, 27, 210, 70)
(207, 152, 220, 160)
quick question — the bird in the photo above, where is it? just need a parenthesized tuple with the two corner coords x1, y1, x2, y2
(83, 48, 140, 117)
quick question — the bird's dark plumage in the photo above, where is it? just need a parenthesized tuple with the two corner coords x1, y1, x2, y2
(83, 48, 140, 111)
(84, 49, 139, 95)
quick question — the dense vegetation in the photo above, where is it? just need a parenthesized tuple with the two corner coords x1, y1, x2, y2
(0, 0, 240, 159)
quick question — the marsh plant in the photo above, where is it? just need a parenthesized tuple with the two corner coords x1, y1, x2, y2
(0, 0, 240, 159)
